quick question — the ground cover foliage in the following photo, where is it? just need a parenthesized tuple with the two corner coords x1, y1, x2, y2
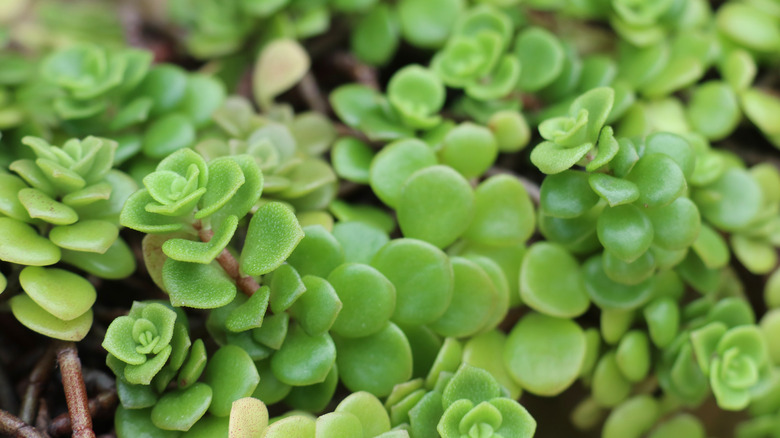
(1, 0, 780, 437)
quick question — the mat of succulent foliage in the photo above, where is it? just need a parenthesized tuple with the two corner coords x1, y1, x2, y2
(1, 0, 780, 437)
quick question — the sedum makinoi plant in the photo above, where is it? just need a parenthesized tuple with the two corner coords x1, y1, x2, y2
(0, 135, 135, 340)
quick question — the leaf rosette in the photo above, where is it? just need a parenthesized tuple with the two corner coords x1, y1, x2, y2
(103, 301, 191, 386)
(0, 136, 136, 278)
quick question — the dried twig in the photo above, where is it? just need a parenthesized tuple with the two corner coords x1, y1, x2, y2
(55, 342, 94, 438)
(196, 226, 260, 297)
(19, 344, 56, 424)
(35, 398, 49, 437)
(48, 391, 117, 437)
(0, 409, 45, 438)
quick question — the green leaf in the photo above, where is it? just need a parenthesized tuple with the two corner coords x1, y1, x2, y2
(602, 396, 658, 438)
(226, 285, 270, 332)
(240, 202, 304, 276)
(253, 39, 310, 108)
(351, 4, 399, 66)
(488, 110, 531, 153)
(162, 215, 238, 264)
(583, 255, 655, 310)
(397, 166, 474, 249)
(530, 141, 593, 175)
(151, 383, 212, 431)
(371, 238, 453, 326)
(332, 138, 374, 184)
(315, 412, 363, 438)
(49, 220, 119, 254)
(334, 322, 413, 397)
(588, 174, 639, 207)
(597, 204, 654, 263)
(520, 242, 590, 318)
(687, 81, 740, 141)
(268, 264, 307, 314)
(195, 158, 246, 219)
(0, 173, 33, 221)
(203, 345, 260, 417)
(438, 123, 497, 179)
(264, 416, 315, 438)
(429, 257, 497, 338)
(332, 221, 389, 265)
(540, 170, 600, 218)
(18, 188, 78, 225)
(0, 217, 61, 266)
(9, 294, 92, 341)
(616, 331, 651, 382)
(504, 313, 586, 396)
(693, 167, 763, 232)
(119, 190, 184, 233)
(286, 225, 345, 279)
(442, 365, 501, 409)
(271, 323, 336, 386)
(19, 267, 95, 321)
(336, 392, 391, 437)
(369, 139, 438, 208)
(514, 27, 565, 92)
(285, 364, 339, 412)
(142, 113, 196, 159)
(388, 65, 445, 130)
(717, 3, 780, 52)
(177, 339, 208, 388)
(643, 297, 679, 348)
(645, 197, 700, 251)
(328, 263, 396, 338)
(116, 407, 179, 438)
(397, 0, 463, 48)
(463, 331, 522, 399)
(290, 275, 342, 337)
(61, 238, 136, 280)
(137, 65, 188, 116)
(162, 259, 237, 309)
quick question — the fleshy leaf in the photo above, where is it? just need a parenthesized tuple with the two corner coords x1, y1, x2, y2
(162, 259, 237, 309)
(240, 202, 304, 276)
(10, 295, 92, 341)
(19, 267, 96, 321)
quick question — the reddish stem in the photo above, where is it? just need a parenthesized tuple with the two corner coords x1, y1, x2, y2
(48, 391, 117, 437)
(55, 342, 94, 438)
(196, 226, 261, 297)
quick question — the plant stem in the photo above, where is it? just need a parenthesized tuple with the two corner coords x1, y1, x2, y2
(0, 409, 45, 438)
(34, 398, 49, 436)
(48, 390, 116, 437)
(332, 52, 380, 90)
(55, 342, 94, 438)
(297, 72, 330, 115)
(196, 226, 260, 297)
(19, 344, 57, 424)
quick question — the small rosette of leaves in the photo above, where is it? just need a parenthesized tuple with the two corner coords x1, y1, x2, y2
(691, 323, 769, 411)
(103, 301, 189, 386)
(609, 0, 710, 47)
(0, 136, 136, 279)
(431, 5, 519, 101)
(40, 44, 152, 121)
(330, 64, 445, 142)
(531, 87, 615, 174)
(198, 96, 338, 212)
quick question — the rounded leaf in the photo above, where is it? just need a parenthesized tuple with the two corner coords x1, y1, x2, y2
(253, 39, 310, 106)
(438, 123, 497, 179)
(369, 139, 437, 208)
(520, 242, 590, 318)
(334, 322, 413, 397)
(9, 294, 92, 341)
(240, 202, 304, 276)
(397, 166, 474, 249)
(20, 267, 95, 321)
(271, 324, 336, 386)
(328, 263, 396, 338)
(504, 313, 586, 396)
(202, 345, 260, 417)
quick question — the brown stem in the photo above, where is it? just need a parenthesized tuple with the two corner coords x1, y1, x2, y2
(196, 226, 260, 297)
(48, 391, 117, 437)
(332, 52, 380, 90)
(35, 399, 50, 438)
(19, 344, 57, 424)
(0, 409, 45, 438)
(55, 342, 94, 438)
(297, 72, 330, 115)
